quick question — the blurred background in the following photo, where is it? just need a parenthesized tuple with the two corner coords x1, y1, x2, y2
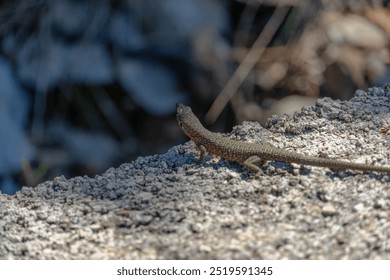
(1, 0, 390, 194)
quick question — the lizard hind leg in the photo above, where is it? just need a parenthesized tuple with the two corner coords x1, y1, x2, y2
(243, 155, 267, 178)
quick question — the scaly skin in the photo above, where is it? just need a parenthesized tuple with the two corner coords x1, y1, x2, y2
(176, 104, 390, 176)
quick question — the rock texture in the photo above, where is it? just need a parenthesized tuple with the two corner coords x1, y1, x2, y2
(2, 87, 390, 259)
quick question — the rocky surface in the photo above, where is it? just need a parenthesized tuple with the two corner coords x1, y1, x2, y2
(2, 87, 390, 259)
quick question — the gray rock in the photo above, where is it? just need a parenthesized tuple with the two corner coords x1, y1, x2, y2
(1, 87, 390, 259)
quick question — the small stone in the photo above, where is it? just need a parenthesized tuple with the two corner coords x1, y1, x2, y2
(36, 211, 48, 220)
(46, 215, 58, 224)
(322, 204, 338, 217)
(353, 203, 365, 212)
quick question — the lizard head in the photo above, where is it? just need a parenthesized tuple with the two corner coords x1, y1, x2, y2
(176, 103, 205, 139)
(176, 103, 192, 128)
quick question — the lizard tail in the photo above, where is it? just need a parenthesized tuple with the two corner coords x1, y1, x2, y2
(288, 154, 390, 173)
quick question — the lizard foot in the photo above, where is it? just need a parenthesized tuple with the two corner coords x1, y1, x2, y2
(254, 170, 264, 179)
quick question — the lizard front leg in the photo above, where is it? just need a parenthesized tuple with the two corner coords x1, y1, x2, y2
(195, 143, 208, 161)
(243, 155, 266, 177)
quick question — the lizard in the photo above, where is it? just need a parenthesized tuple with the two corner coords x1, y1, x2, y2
(176, 103, 390, 176)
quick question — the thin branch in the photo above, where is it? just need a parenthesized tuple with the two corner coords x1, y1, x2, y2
(205, 5, 290, 124)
